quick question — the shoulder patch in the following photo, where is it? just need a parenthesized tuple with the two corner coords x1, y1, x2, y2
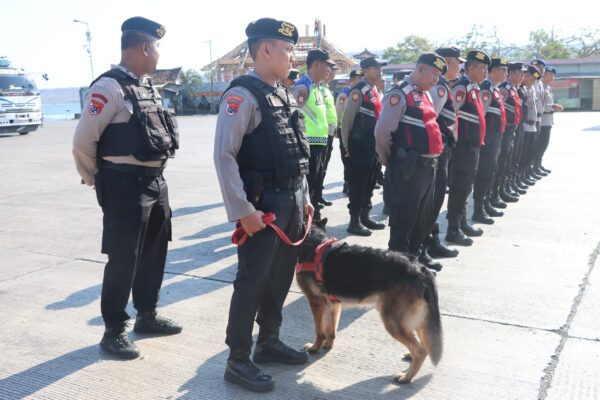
(339, 96, 345, 105)
(438, 87, 446, 98)
(390, 94, 400, 106)
(88, 92, 109, 115)
(351, 91, 360, 101)
(225, 94, 244, 116)
(455, 90, 465, 103)
(227, 94, 244, 104)
(482, 93, 490, 102)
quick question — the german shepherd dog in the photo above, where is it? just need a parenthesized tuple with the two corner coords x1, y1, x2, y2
(296, 226, 442, 383)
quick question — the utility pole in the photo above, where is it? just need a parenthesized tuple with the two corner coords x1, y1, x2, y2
(74, 19, 94, 80)
(208, 39, 214, 113)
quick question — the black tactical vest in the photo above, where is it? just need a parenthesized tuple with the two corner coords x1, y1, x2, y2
(228, 75, 309, 179)
(455, 76, 486, 147)
(517, 85, 528, 125)
(92, 69, 179, 162)
(480, 80, 506, 135)
(499, 81, 515, 124)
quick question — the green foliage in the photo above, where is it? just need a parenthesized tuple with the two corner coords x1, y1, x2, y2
(383, 35, 436, 64)
(180, 69, 204, 86)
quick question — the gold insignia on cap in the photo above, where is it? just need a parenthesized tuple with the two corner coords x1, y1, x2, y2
(278, 22, 295, 37)
(533, 71, 540, 79)
(476, 52, 485, 61)
(156, 25, 166, 38)
(500, 58, 508, 65)
(434, 58, 446, 70)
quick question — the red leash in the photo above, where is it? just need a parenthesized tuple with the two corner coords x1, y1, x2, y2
(231, 212, 313, 247)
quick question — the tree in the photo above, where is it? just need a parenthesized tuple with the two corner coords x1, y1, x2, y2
(526, 29, 572, 60)
(566, 28, 600, 58)
(383, 35, 436, 64)
(180, 68, 204, 86)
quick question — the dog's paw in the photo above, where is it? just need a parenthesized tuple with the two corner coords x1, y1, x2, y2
(394, 373, 413, 384)
(304, 342, 323, 353)
(402, 352, 413, 362)
(323, 339, 335, 350)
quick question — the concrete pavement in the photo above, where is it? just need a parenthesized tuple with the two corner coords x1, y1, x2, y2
(0, 112, 599, 399)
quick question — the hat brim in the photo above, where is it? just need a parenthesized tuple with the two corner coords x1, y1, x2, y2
(324, 59, 336, 66)
(247, 34, 297, 44)
(457, 57, 466, 63)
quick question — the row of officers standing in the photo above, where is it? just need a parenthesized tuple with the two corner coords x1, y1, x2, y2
(291, 45, 562, 272)
(72, 16, 562, 393)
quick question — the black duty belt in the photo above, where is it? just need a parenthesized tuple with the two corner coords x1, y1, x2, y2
(416, 156, 438, 167)
(101, 160, 165, 177)
(263, 176, 304, 190)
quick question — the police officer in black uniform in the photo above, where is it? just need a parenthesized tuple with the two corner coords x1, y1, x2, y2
(422, 47, 464, 263)
(375, 53, 446, 261)
(72, 17, 182, 360)
(213, 18, 312, 393)
(445, 50, 490, 246)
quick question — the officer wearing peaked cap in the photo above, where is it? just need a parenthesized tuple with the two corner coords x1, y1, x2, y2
(213, 18, 311, 393)
(375, 53, 446, 270)
(517, 65, 542, 188)
(445, 50, 490, 246)
(73, 16, 181, 360)
(536, 66, 562, 175)
(341, 56, 388, 236)
(422, 47, 464, 262)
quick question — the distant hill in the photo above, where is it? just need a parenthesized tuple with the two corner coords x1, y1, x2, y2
(40, 87, 81, 104)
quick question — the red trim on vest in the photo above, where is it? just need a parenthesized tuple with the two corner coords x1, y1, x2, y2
(493, 88, 507, 133)
(295, 238, 339, 302)
(467, 88, 486, 145)
(404, 89, 443, 155)
(511, 87, 523, 126)
(363, 87, 382, 120)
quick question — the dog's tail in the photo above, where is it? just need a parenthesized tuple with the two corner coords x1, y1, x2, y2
(423, 276, 443, 365)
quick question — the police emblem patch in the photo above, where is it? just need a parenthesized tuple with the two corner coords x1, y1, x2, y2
(390, 95, 400, 106)
(455, 90, 465, 103)
(339, 97, 345, 105)
(225, 95, 244, 116)
(298, 95, 305, 104)
(412, 93, 421, 102)
(156, 25, 166, 38)
(438, 87, 446, 98)
(482, 94, 490, 102)
(88, 92, 108, 115)
(351, 92, 360, 101)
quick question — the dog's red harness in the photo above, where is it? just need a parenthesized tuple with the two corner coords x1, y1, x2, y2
(295, 238, 340, 302)
(231, 212, 312, 247)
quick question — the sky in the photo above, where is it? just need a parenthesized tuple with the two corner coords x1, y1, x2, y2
(2, 0, 596, 89)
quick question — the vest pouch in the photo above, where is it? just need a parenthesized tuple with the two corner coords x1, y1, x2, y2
(291, 110, 310, 158)
(163, 108, 180, 150)
(240, 170, 264, 208)
(136, 104, 173, 153)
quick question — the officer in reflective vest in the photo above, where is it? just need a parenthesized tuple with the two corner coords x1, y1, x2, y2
(214, 18, 313, 393)
(72, 17, 181, 360)
(445, 50, 490, 246)
(495, 62, 525, 203)
(341, 56, 388, 236)
(292, 48, 335, 226)
(375, 53, 446, 264)
(423, 46, 464, 263)
(472, 58, 508, 225)
(318, 66, 338, 207)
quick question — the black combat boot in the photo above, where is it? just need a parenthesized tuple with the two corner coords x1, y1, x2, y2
(418, 247, 443, 272)
(539, 165, 551, 174)
(501, 180, 520, 199)
(134, 311, 182, 335)
(225, 350, 275, 393)
(445, 214, 474, 246)
(100, 327, 140, 360)
(489, 193, 508, 209)
(347, 215, 372, 236)
(253, 331, 309, 365)
(472, 201, 494, 224)
(534, 166, 548, 177)
(485, 200, 504, 217)
(461, 215, 483, 237)
(318, 197, 333, 206)
(360, 210, 385, 230)
(520, 174, 536, 186)
(426, 225, 459, 258)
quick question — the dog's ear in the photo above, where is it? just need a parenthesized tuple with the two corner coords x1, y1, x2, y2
(315, 219, 328, 230)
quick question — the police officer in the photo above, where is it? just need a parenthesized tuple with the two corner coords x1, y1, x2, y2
(472, 58, 508, 224)
(518, 65, 542, 187)
(335, 70, 363, 195)
(536, 66, 562, 174)
(341, 56, 388, 236)
(72, 17, 181, 360)
(213, 18, 311, 393)
(318, 66, 338, 207)
(445, 50, 490, 246)
(511, 67, 532, 193)
(282, 69, 299, 91)
(423, 46, 464, 262)
(292, 49, 334, 225)
(494, 62, 525, 203)
(375, 53, 446, 262)
(527, 58, 547, 181)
